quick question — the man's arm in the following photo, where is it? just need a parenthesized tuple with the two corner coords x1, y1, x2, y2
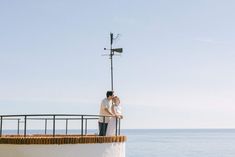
(104, 108, 114, 116)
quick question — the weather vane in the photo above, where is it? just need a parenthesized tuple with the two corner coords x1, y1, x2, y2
(104, 33, 123, 91)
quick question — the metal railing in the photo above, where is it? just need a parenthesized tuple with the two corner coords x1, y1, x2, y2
(0, 114, 121, 137)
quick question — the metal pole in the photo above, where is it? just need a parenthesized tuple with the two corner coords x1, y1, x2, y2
(85, 118, 87, 135)
(81, 115, 84, 136)
(17, 119, 20, 135)
(115, 117, 118, 136)
(53, 115, 56, 137)
(110, 33, 114, 91)
(0, 116, 2, 137)
(24, 116, 27, 137)
(102, 116, 105, 136)
(45, 119, 47, 135)
(66, 119, 68, 135)
(118, 118, 121, 135)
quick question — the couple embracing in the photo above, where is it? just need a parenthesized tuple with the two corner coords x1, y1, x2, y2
(98, 91, 123, 136)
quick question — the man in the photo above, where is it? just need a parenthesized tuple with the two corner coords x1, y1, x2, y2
(98, 91, 115, 136)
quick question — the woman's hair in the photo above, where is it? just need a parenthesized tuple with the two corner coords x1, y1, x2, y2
(112, 96, 120, 104)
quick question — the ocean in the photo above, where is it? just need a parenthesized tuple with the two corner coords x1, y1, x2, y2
(2, 129, 235, 156)
(123, 129, 235, 157)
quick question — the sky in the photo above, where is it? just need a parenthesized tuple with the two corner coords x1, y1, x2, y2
(0, 0, 235, 129)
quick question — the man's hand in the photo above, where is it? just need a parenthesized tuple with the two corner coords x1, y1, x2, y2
(119, 115, 123, 119)
(115, 115, 123, 119)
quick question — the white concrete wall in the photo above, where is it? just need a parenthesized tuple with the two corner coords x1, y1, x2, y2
(0, 142, 125, 157)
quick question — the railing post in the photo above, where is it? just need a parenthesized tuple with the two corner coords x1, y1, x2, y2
(17, 119, 20, 135)
(115, 117, 118, 136)
(24, 116, 27, 137)
(118, 118, 121, 135)
(103, 116, 105, 124)
(53, 115, 56, 137)
(65, 119, 68, 135)
(85, 118, 87, 135)
(0, 116, 3, 137)
(102, 116, 105, 136)
(81, 115, 84, 136)
(45, 119, 47, 135)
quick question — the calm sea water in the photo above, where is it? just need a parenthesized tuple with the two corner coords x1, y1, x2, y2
(123, 129, 235, 157)
(3, 129, 235, 156)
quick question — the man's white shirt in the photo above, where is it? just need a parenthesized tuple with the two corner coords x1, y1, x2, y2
(99, 98, 112, 123)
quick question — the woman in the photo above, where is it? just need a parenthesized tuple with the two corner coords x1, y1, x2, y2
(106, 96, 123, 136)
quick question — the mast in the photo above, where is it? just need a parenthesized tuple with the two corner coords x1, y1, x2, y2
(110, 33, 114, 91)
(104, 33, 123, 91)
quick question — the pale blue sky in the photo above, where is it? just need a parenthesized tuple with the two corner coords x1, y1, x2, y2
(0, 0, 235, 129)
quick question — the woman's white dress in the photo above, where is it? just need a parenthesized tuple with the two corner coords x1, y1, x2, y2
(106, 105, 122, 136)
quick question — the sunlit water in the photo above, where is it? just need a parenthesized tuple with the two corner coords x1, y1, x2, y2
(3, 129, 235, 157)
(124, 129, 235, 157)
